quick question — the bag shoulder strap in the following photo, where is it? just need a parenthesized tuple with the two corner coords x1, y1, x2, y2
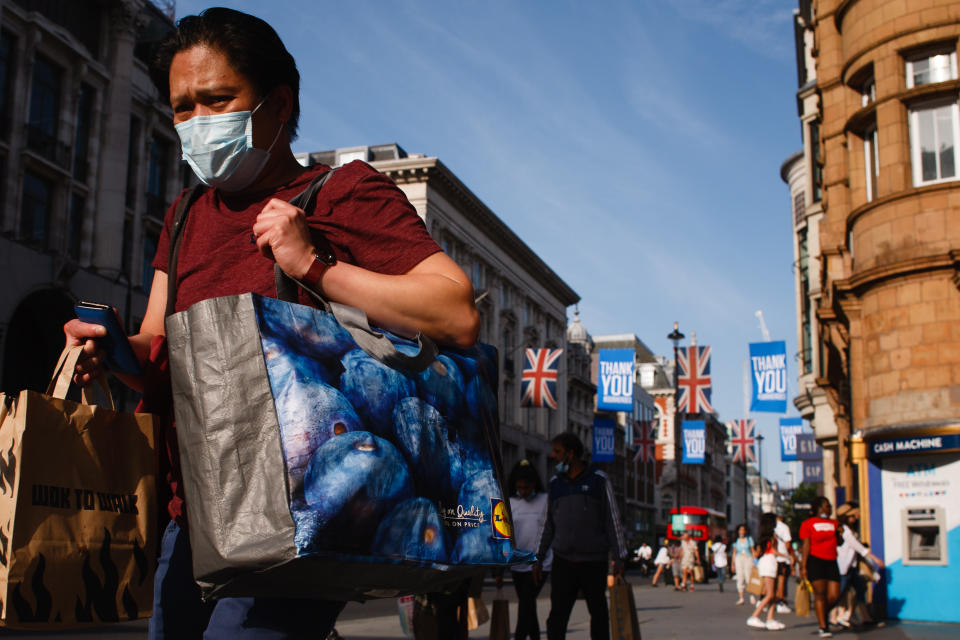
(163, 169, 332, 318)
(165, 185, 207, 318)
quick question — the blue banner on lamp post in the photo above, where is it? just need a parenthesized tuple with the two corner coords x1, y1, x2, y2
(682, 420, 706, 464)
(593, 418, 616, 462)
(597, 349, 634, 411)
(749, 341, 788, 413)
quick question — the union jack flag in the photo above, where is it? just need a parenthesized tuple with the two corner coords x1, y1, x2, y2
(677, 345, 713, 414)
(521, 348, 563, 409)
(728, 419, 757, 464)
(633, 420, 656, 463)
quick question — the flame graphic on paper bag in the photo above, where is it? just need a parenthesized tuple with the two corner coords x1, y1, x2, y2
(0, 438, 16, 498)
(10, 553, 53, 622)
(74, 527, 145, 622)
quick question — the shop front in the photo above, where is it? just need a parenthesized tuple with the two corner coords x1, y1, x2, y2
(854, 425, 960, 623)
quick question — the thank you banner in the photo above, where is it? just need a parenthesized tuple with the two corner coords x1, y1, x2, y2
(797, 433, 823, 461)
(682, 420, 706, 465)
(593, 418, 616, 462)
(803, 460, 824, 483)
(597, 349, 634, 411)
(780, 417, 804, 462)
(749, 341, 788, 413)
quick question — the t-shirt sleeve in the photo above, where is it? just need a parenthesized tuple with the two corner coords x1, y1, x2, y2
(799, 520, 810, 540)
(314, 161, 441, 275)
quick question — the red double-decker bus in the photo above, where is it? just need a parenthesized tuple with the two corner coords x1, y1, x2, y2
(666, 506, 727, 542)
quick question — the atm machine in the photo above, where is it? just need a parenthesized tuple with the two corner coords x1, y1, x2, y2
(902, 506, 948, 566)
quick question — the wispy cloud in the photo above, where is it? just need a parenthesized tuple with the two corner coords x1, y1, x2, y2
(663, 0, 794, 60)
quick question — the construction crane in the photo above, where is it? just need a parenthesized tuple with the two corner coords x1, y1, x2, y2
(755, 310, 771, 342)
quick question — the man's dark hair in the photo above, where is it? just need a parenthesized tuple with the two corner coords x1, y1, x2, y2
(552, 432, 584, 459)
(151, 7, 301, 139)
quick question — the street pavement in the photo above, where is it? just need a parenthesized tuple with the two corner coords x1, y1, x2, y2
(0, 571, 955, 638)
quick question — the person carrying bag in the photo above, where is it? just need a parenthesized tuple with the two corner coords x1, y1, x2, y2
(63, 9, 494, 638)
(0, 347, 157, 628)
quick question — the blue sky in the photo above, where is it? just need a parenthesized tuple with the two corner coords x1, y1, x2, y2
(176, 0, 805, 485)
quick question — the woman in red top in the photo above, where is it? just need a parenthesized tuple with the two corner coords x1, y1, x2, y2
(800, 496, 841, 638)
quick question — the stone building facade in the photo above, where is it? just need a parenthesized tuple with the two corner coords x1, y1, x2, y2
(0, 0, 182, 406)
(797, 0, 960, 622)
(296, 145, 580, 485)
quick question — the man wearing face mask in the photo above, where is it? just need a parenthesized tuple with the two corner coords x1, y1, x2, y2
(535, 432, 628, 640)
(62, 8, 478, 640)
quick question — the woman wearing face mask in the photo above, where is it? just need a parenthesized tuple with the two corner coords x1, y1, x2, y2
(505, 460, 551, 640)
(61, 8, 478, 640)
(800, 497, 842, 638)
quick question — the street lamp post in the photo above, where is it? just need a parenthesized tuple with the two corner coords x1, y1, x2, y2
(757, 434, 766, 516)
(667, 322, 685, 511)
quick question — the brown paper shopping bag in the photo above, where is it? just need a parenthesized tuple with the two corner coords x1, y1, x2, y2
(609, 576, 641, 640)
(488, 588, 510, 640)
(0, 347, 157, 628)
(746, 566, 764, 597)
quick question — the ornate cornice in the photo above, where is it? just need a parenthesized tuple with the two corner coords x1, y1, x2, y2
(376, 157, 580, 306)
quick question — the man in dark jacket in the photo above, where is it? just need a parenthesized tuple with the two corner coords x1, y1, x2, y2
(534, 432, 628, 640)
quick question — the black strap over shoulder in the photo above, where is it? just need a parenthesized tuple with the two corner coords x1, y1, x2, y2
(165, 185, 206, 318)
(164, 170, 336, 318)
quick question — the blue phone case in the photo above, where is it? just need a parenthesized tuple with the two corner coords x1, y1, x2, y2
(74, 302, 143, 376)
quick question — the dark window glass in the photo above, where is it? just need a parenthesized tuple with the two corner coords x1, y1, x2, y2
(122, 216, 133, 277)
(142, 227, 159, 289)
(146, 136, 169, 219)
(20, 171, 52, 247)
(810, 121, 823, 202)
(67, 193, 85, 260)
(73, 84, 94, 181)
(28, 56, 63, 164)
(798, 230, 812, 374)
(0, 31, 14, 140)
(126, 117, 141, 208)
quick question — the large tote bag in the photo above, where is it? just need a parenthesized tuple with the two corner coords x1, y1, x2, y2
(166, 289, 531, 601)
(0, 347, 157, 627)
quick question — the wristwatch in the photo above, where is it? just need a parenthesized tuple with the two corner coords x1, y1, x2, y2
(304, 247, 336, 290)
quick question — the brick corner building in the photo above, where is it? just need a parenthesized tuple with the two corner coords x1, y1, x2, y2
(790, 0, 960, 623)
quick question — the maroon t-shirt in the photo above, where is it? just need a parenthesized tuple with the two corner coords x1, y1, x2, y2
(154, 160, 441, 311)
(149, 160, 441, 522)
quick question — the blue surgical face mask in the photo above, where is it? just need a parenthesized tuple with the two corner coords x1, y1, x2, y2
(554, 461, 569, 474)
(175, 97, 282, 192)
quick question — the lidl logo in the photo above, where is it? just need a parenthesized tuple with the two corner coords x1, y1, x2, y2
(491, 498, 512, 539)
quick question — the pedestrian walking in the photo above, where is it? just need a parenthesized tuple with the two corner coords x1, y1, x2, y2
(63, 8, 480, 638)
(732, 524, 755, 605)
(774, 514, 796, 614)
(636, 541, 653, 576)
(506, 460, 552, 640)
(833, 502, 884, 629)
(670, 541, 683, 591)
(746, 513, 786, 631)
(650, 540, 670, 587)
(679, 532, 700, 591)
(535, 432, 628, 640)
(800, 496, 842, 638)
(711, 535, 728, 592)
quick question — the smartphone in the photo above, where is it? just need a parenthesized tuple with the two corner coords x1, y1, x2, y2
(74, 301, 143, 376)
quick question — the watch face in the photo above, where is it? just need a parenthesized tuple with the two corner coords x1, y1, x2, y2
(316, 248, 336, 265)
